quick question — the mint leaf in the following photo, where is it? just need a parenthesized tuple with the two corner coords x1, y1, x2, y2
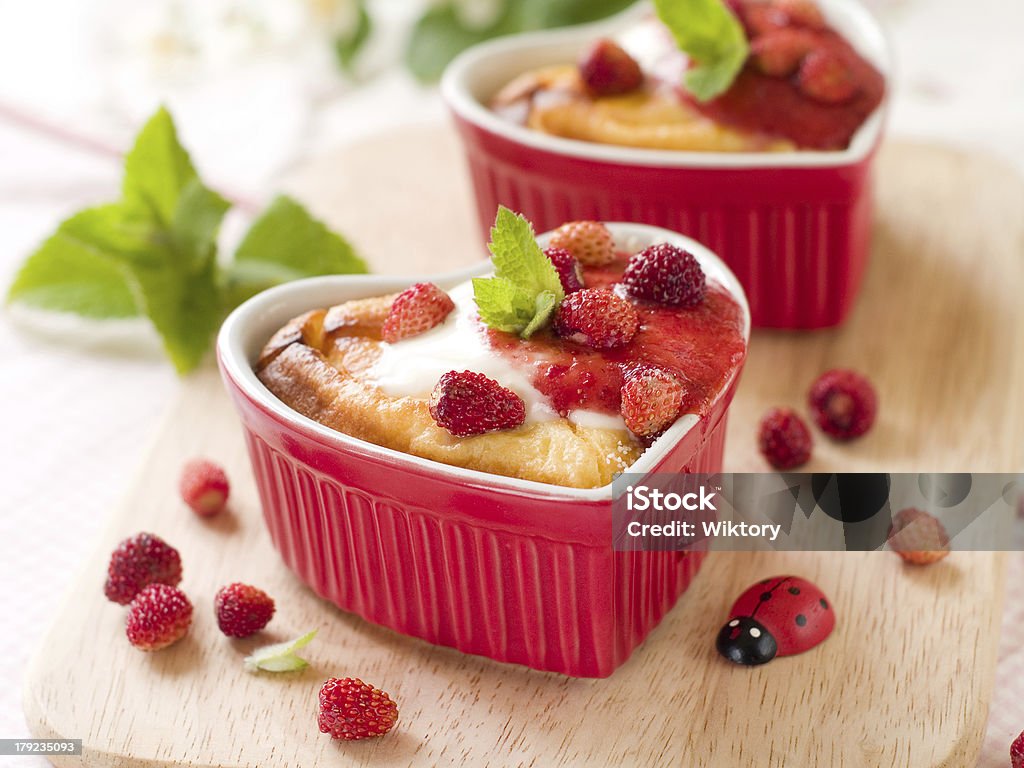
(171, 180, 231, 269)
(5, 108, 368, 375)
(244, 629, 318, 673)
(472, 276, 537, 333)
(653, 0, 749, 102)
(131, 256, 222, 373)
(6, 207, 140, 318)
(406, 5, 510, 83)
(334, 0, 372, 73)
(488, 206, 563, 301)
(234, 195, 367, 278)
(521, 291, 557, 338)
(122, 107, 198, 226)
(473, 207, 564, 338)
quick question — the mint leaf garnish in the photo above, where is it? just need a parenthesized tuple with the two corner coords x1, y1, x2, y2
(473, 206, 564, 338)
(5, 108, 368, 374)
(522, 291, 558, 338)
(472, 276, 536, 333)
(244, 629, 318, 673)
(653, 0, 749, 102)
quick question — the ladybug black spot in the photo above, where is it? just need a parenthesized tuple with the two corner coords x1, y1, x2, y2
(788, 587, 800, 595)
(760, 592, 772, 602)
(820, 598, 828, 610)
(795, 614, 807, 627)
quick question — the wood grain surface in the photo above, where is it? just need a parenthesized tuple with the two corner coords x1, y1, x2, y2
(23, 128, 1022, 767)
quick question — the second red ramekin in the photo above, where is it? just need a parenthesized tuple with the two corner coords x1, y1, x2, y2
(217, 223, 749, 677)
(440, 0, 889, 329)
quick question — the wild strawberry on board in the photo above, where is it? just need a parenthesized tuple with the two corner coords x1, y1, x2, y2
(887, 508, 950, 566)
(215, 583, 276, 638)
(758, 407, 813, 470)
(318, 677, 399, 741)
(179, 459, 230, 517)
(125, 583, 193, 651)
(104, 532, 183, 605)
(808, 368, 877, 440)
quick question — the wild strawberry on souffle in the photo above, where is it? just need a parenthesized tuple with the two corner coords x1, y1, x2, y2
(410, 208, 745, 442)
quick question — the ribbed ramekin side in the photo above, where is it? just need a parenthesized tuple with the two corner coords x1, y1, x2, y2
(243, 431, 626, 676)
(454, 118, 876, 329)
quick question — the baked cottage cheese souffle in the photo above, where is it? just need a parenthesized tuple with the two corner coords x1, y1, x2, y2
(256, 210, 746, 489)
(492, 0, 885, 152)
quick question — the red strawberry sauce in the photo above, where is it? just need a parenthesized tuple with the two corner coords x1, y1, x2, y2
(484, 255, 746, 419)
(689, 4, 885, 150)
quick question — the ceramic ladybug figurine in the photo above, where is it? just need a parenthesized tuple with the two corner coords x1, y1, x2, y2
(716, 575, 835, 665)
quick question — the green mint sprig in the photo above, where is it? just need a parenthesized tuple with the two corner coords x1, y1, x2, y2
(472, 206, 564, 339)
(653, 0, 750, 102)
(244, 629, 318, 673)
(5, 107, 367, 374)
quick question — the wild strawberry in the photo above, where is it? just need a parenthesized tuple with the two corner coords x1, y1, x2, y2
(797, 48, 858, 104)
(578, 38, 643, 97)
(620, 366, 686, 437)
(553, 288, 639, 349)
(774, 0, 826, 30)
(1012, 731, 1024, 768)
(179, 458, 230, 516)
(381, 282, 455, 343)
(545, 247, 584, 294)
(622, 243, 706, 307)
(318, 677, 398, 740)
(104, 532, 183, 605)
(214, 583, 276, 638)
(887, 508, 950, 566)
(740, 3, 787, 37)
(125, 584, 193, 651)
(808, 368, 877, 440)
(750, 29, 815, 77)
(429, 371, 526, 437)
(758, 408, 813, 469)
(547, 221, 616, 267)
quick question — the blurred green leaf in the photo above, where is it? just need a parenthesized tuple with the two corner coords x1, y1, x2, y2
(653, 0, 748, 101)
(122, 107, 199, 226)
(405, 0, 638, 83)
(334, 0, 372, 73)
(5, 108, 367, 375)
(5, 207, 141, 319)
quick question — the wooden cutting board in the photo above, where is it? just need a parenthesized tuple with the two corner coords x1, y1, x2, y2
(23, 128, 1022, 768)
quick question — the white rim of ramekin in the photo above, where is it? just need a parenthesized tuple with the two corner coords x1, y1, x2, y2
(440, 0, 891, 170)
(218, 222, 751, 502)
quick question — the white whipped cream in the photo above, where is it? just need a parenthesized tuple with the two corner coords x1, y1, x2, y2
(368, 280, 626, 431)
